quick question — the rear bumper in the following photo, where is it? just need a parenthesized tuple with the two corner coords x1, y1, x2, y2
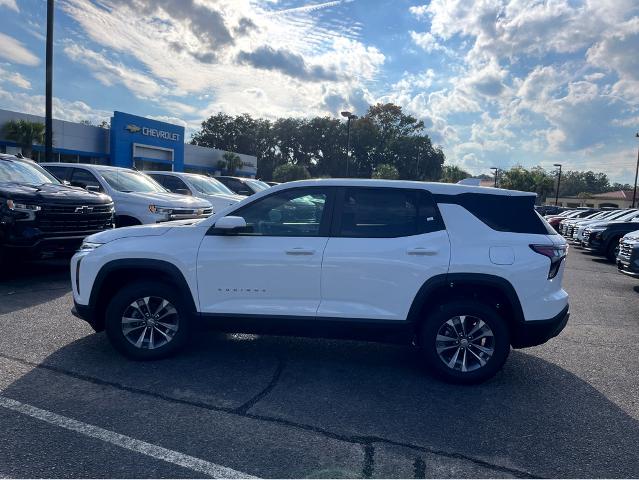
(511, 305, 570, 348)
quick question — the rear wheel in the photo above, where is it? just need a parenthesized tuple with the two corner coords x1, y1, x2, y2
(419, 301, 510, 384)
(105, 281, 191, 360)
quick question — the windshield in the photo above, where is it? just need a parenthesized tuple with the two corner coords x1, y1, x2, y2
(188, 175, 235, 196)
(100, 170, 166, 193)
(0, 158, 59, 185)
(618, 210, 639, 222)
(246, 179, 270, 191)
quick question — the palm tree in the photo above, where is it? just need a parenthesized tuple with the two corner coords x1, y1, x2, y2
(3, 120, 45, 159)
(222, 151, 244, 175)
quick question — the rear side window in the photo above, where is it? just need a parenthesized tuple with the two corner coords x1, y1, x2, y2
(335, 188, 444, 238)
(434, 192, 551, 234)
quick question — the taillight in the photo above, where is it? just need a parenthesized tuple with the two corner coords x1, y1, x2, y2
(530, 244, 567, 279)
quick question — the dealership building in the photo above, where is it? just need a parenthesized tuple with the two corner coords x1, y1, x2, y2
(0, 109, 257, 177)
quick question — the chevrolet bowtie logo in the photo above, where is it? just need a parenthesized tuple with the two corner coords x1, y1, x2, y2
(75, 206, 94, 214)
(125, 124, 141, 133)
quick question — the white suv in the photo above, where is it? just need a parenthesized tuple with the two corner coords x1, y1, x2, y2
(70, 180, 569, 383)
(42, 164, 213, 226)
(145, 171, 243, 214)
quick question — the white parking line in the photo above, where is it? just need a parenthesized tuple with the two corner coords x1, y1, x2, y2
(0, 395, 256, 479)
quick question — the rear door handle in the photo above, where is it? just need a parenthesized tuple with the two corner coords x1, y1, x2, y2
(285, 248, 316, 255)
(407, 247, 438, 256)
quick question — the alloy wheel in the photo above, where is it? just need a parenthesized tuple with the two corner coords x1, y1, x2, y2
(435, 315, 495, 372)
(121, 296, 179, 350)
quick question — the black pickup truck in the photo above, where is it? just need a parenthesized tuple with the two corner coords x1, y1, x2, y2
(0, 154, 114, 266)
(582, 218, 639, 261)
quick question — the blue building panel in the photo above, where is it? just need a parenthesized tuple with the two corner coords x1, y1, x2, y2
(110, 111, 185, 171)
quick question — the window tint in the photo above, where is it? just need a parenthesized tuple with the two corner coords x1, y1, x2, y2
(70, 169, 103, 192)
(434, 193, 551, 234)
(336, 188, 444, 238)
(233, 188, 328, 236)
(160, 175, 189, 193)
(45, 165, 69, 181)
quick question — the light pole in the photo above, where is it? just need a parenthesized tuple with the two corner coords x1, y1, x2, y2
(45, 0, 54, 162)
(341, 111, 357, 177)
(632, 133, 639, 209)
(490, 167, 499, 187)
(553, 163, 562, 206)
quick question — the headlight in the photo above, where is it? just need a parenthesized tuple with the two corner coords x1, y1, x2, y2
(78, 241, 103, 251)
(6, 199, 42, 212)
(148, 205, 173, 214)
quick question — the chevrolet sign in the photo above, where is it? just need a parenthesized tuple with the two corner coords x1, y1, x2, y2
(125, 124, 180, 142)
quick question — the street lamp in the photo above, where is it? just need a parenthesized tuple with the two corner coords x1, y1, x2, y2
(553, 163, 562, 206)
(341, 111, 357, 177)
(45, 0, 54, 162)
(490, 167, 499, 187)
(632, 133, 639, 209)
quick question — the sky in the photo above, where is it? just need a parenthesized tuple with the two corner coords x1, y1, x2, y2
(0, 0, 638, 182)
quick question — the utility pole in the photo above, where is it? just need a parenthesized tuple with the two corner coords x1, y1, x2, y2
(553, 163, 562, 206)
(491, 167, 499, 187)
(633, 133, 639, 209)
(341, 111, 357, 177)
(45, 0, 54, 162)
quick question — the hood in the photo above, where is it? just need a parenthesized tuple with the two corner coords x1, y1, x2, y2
(115, 190, 211, 208)
(0, 181, 111, 205)
(622, 229, 639, 242)
(198, 192, 243, 203)
(86, 218, 201, 244)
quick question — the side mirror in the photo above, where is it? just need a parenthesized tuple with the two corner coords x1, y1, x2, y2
(174, 188, 192, 196)
(214, 216, 247, 233)
(85, 185, 100, 193)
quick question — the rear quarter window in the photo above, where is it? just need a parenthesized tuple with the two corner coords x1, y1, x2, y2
(434, 192, 552, 234)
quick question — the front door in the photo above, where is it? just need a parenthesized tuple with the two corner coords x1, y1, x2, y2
(197, 187, 334, 316)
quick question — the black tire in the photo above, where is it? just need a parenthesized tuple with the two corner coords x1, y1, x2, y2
(605, 238, 620, 262)
(105, 281, 192, 360)
(419, 300, 510, 384)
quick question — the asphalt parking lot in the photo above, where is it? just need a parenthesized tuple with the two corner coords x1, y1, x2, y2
(0, 250, 638, 478)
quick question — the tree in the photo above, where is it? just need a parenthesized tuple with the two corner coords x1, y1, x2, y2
(499, 166, 555, 202)
(272, 164, 311, 182)
(221, 152, 243, 175)
(372, 163, 399, 179)
(3, 120, 45, 159)
(440, 165, 471, 183)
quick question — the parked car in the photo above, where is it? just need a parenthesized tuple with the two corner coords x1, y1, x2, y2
(70, 179, 569, 384)
(0, 154, 114, 264)
(215, 176, 271, 196)
(617, 230, 639, 278)
(145, 171, 243, 215)
(42, 164, 213, 227)
(569, 210, 638, 246)
(549, 208, 599, 232)
(560, 209, 628, 240)
(582, 217, 639, 261)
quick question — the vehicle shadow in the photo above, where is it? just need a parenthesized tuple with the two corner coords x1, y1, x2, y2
(0, 259, 71, 315)
(2, 331, 638, 478)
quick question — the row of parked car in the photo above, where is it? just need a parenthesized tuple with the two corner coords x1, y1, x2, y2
(540, 206, 639, 279)
(0, 153, 275, 265)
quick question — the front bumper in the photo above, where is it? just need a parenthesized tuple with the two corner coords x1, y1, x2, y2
(617, 254, 639, 278)
(72, 301, 101, 332)
(511, 305, 570, 348)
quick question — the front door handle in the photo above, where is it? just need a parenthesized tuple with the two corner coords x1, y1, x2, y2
(286, 248, 316, 255)
(407, 247, 438, 256)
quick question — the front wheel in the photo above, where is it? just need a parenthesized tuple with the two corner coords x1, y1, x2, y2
(606, 238, 620, 262)
(105, 281, 192, 360)
(419, 301, 510, 384)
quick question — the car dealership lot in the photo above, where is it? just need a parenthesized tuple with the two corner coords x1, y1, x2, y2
(0, 252, 638, 478)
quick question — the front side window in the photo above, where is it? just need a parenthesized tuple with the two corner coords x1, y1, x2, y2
(233, 188, 328, 236)
(71, 169, 103, 192)
(336, 188, 443, 238)
(160, 175, 189, 193)
(100, 170, 167, 193)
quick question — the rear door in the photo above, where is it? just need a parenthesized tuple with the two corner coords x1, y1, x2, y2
(318, 187, 450, 321)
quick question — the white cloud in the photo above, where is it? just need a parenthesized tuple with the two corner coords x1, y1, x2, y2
(0, 66, 31, 89)
(0, 0, 18, 12)
(0, 33, 39, 66)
